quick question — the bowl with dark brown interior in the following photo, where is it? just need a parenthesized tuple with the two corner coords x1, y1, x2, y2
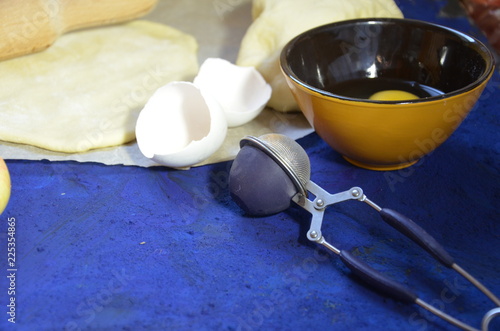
(280, 18, 495, 170)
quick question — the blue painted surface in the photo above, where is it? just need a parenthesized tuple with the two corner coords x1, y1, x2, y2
(0, 0, 499, 330)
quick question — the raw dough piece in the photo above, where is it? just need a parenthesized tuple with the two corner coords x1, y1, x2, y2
(0, 20, 198, 153)
(236, 0, 404, 112)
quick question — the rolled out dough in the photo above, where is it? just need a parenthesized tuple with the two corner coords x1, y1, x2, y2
(0, 20, 198, 153)
(236, 0, 404, 112)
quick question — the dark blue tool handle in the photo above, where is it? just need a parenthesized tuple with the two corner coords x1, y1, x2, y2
(380, 209, 455, 268)
(340, 250, 418, 304)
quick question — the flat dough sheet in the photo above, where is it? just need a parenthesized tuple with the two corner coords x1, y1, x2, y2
(0, 20, 199, 153)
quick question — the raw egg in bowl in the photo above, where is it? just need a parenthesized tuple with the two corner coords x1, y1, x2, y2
(280, 18, 495, 170)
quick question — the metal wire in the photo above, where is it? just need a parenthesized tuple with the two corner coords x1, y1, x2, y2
(240, 134, 311, 196)
(453, 264, 500, 306)
(482, 308, 500, 331)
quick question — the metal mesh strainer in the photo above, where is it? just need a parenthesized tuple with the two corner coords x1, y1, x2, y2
(232, 134, 500, 330)
(240, 134, 311, 197)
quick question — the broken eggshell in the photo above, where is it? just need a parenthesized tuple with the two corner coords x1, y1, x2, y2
(193, 58, 272, 128)
(135, 81, 227, 168)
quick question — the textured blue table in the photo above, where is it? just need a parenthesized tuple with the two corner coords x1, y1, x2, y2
(1, 0, 499, 330)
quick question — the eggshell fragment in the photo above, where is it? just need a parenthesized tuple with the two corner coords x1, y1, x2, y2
(135, 82, 227, 168)
(194, 58, 272, 128)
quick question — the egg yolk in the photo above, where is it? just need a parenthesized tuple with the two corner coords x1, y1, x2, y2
(369, 90, 419, 101)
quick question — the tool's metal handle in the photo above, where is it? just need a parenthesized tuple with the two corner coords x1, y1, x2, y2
(482, 308, 500, 331)
(339, 249, 479, 331)
(294, 183, 363, 242)
(379, 208, 455, 268)
(364, 199, 500, 306)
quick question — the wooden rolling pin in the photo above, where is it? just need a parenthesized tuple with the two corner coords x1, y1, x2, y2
(0, 0, 158, 61)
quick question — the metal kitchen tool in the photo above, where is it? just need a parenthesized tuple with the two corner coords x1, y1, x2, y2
(229, 133, 500, 331)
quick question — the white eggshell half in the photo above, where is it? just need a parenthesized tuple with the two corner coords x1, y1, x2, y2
(194, 58, 272, 128)
(135, 81, 227, 168)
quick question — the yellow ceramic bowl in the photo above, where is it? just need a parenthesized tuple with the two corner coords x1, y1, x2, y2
(280, 18, 495, 170)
